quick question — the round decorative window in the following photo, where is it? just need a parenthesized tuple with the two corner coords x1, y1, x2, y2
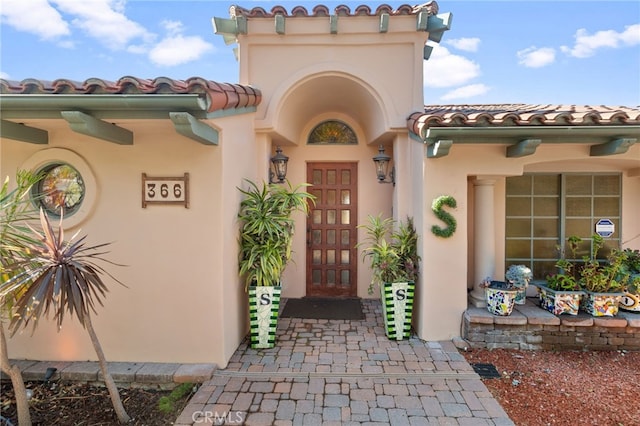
(35, 163, 86, 217)
(21, 148, 97, 228)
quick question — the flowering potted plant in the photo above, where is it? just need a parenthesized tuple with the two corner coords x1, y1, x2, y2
(358, 214, 419, 340)
(505, 264, 532, 305)
(539, 235, 585, 315)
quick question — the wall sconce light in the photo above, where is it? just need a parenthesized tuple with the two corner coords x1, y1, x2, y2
(372, 144, 395, 185)
(269, 146, 289, 184)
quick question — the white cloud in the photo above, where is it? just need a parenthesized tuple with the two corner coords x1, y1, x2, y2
(424, 45, 480, 88)
(445, 37, 480, 52)
(146, 19, 214, 67)
(161, 20, 184, 37)
(4, 0, 214, 67)
(53, 0, 154, 50)
(440, 84, 490, 101)
(560, 23, 640, 58)
(517, 47, 556, 68)
(0, 71, 10, 79)
(149, 35, 213, 67)
(0, 0, 69, 40)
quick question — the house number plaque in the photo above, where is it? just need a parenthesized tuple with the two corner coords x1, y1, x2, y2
(142, 173, 189, 208)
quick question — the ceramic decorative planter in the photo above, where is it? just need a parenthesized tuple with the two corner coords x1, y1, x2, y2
(537, 284, 584, 316)
(619, 292, 640, 312)
(381, 281, 415, 340)
(514, 288, 527, 305)
(248, 285, 282, 349)
(485, 281, 518, 316)
(620, 273, 640, 312)
(580, 291, 624, 317)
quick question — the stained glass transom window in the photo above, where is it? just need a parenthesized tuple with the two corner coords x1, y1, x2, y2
(308, 120, 357, 145)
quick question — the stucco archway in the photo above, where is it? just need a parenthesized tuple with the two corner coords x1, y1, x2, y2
(256, 67, 396, 147)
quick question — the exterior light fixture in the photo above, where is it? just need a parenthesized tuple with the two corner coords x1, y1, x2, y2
(372, 144, 395, 185)
(269, 146, 289, 184)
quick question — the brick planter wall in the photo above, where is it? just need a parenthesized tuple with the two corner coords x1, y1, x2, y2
(463, 300, 640, 351)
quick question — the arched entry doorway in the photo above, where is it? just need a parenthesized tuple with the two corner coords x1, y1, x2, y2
(261, 72, 397, 299)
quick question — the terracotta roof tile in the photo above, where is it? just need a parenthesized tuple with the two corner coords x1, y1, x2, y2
(407, 104, 640, 136)
(229, 2, 437, 18)
(0, 76, 262, 113)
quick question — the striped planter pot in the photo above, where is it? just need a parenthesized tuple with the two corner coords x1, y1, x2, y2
(381, 281, 415, 340)
(248, 286, 281, 349)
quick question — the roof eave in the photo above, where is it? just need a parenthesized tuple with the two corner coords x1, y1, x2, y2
(414, 125, 640, 158)
(0, 94, 210, 120)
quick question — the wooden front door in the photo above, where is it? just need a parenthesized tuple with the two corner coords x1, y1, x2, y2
(306, 162, 358, 297)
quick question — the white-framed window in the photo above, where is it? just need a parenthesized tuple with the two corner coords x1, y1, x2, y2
(505, 173, 622, 280)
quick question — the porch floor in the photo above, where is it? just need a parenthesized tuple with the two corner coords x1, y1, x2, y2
(174, 298, 513, 425)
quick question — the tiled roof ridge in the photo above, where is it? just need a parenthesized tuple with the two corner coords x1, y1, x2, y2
(0, 76, 262, 112)
(229, 2, 438, 18)
(407, 103, 640, 134)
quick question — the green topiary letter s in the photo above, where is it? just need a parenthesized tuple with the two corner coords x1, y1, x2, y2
(431, 195, 457, 238)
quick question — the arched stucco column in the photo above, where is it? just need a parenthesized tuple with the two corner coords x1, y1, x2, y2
(256, 134, 271, 182)
(392, 136, 413, 221)
(469, 178, 496, 307)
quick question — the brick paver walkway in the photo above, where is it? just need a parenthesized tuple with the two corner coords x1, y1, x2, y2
(175, 299, 513, 425)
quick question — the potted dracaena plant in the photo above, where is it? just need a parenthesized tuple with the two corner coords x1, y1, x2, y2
(539, 235, 585, 315)
(237, 179, 314, 349)
(358, 214, 419, 340)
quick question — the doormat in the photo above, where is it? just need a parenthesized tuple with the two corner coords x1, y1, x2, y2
(281, 298, 364, 320)
(470, 363, 501, 379)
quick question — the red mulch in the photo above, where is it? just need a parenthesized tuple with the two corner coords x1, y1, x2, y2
(461, 348, 640, 426)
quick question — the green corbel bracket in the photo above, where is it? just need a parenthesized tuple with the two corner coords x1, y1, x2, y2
(0, 119, 48, 144)
(424, 44, 434, 60)
(426, 139, 453, 158)
(61, 111, 133, 145)
(416, 9, 429, 31)
(170, 112, 219, 145)
(379, 13, 389, 33)
(212, 16, 247, 44)
(427, 13, 453, 42)
(590, 137, 637, 156)
(507, 138, 542, 157)
(330, 15, 338, 34)
(275, 14, 285, 34)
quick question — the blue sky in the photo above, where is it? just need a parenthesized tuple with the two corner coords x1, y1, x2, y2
(1, 0, 639, 106)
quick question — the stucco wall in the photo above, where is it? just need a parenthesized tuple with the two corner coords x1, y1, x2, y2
(414, 141, 640, 342)
(2, 113, 256, 367)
